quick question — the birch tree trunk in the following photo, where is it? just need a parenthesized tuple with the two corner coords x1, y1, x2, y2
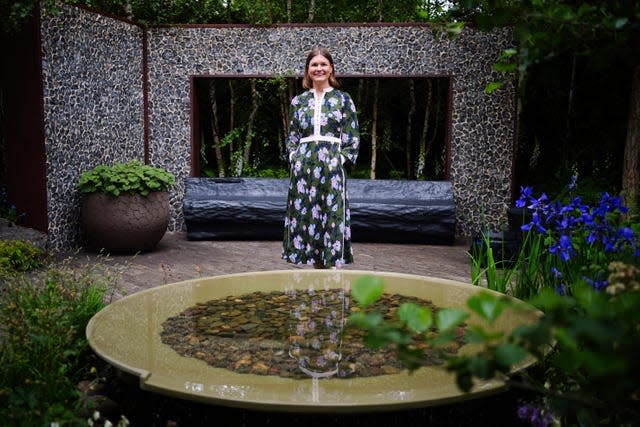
(405, 79, 416, 179)
(208, 83, 226, 177)
(228, 80, 236, 157)
(426, 80, 441, 169)
(622, 65, 640, 217)
(308, 0, 315, 22)
(124, 0, 133, 20)
(240, 79, 258, 175)
(280, 85, 289, 160)
(416, 79, 433, 179)
(370, 79, 379, 179)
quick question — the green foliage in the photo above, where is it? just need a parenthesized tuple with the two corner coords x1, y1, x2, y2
(469, 230, 526, 296)
(1, 0, 58, 33)
(446, 1, 639, 205)
(351, 274, 385, 306)
(252, 166, 289, 178)
(471, 179, 639, 301)
(77, 160, 175, 197)
(0, 260, 115, 426)
(349, 274, 469, 371)
(349, 265, 640, 426)
(448, 1, 640, 72)
(0, 239, 44, 273)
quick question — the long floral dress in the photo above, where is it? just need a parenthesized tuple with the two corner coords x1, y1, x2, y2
(282, 87, 360, 267)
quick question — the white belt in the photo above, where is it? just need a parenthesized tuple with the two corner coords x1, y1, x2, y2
(300, 135, 341, 144)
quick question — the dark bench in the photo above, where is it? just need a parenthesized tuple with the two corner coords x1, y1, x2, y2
(183, 177, 456, 244)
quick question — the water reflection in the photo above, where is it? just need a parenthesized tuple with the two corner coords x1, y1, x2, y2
(285, 273, 348, 378)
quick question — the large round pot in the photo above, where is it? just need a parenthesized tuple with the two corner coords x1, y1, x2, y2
(82, 192, 169, 253)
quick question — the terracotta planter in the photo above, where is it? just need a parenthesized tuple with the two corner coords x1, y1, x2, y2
(82, 192, 169, 252)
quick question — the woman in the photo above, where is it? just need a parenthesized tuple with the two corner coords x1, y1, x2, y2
(282, 47, 360, 269)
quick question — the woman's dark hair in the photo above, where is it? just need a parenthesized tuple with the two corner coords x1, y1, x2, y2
(302, 47, 339, 89)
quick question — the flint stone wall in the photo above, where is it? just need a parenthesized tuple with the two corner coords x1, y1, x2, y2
(41, 5, 515, 250)
(40, 5, 144, 250)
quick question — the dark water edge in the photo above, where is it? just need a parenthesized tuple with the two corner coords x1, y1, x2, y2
(103, 368, 532, 427)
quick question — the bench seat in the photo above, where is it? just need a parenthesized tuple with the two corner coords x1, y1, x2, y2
(183, 177, 455, 244)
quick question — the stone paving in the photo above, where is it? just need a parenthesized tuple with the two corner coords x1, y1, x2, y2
(66, 232, 473, 299)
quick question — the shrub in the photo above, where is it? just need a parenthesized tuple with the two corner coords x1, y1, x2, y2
(77, 160, 175, 197)
(0, 260, 116, 426)
(350, 264, 640, 427)
(0, 239, 44, 273)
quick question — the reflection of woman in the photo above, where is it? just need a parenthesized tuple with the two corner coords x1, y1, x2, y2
(282, 47, 360, 269)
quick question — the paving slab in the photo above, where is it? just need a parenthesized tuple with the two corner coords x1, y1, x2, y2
(66, 232, 473, 299)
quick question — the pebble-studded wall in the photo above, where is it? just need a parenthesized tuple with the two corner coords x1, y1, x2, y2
(40, 5, 145, 250)
(41, 5, 515, 250)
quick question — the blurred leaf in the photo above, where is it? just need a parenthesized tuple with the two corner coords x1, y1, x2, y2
(469, 355, 493, 379)
(351, 275, 384, 306)
(553, 327, 578, 350)
(429, 329, 456, 346)
(364, 332, 390, 349)
(398, 347, 427, 371)
(398, 303, 432, 333)
(492, 62, 517, 73)
(511, 323, 550, 347)
(494, 343, 528, 368)
(613, 17, 628, 29)
(484, 82, 503, 94)
(436, 308, 468, 331)
(347, 311, 383, 329)
(467, 292, 507, 323)
(465, 325, 504, 343)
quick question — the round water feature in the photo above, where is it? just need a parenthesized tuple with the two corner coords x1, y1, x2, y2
(86, 270, 539, 413)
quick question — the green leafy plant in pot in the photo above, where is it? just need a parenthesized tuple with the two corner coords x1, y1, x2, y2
(77, 160, 175, 253)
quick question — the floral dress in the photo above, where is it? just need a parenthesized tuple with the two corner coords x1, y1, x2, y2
(282, 87, 360, 267)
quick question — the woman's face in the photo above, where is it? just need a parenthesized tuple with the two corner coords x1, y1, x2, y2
(307, 54, 333, 88)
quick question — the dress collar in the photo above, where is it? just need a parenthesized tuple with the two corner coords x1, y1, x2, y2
(309, 87, 334, 95)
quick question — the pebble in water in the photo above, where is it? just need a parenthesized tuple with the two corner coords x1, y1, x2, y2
(160, 290, 466, 379)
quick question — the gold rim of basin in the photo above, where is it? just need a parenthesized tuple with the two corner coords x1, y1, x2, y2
(86, 270, 540, 413)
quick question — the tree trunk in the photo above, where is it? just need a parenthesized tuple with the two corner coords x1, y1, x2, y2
(563, 55, 577, 173)
(405, 79, 416, 179)
(288, 78, 295, 103)
(228, 80, 236, 156)
(370, 79, 379, 180)
(124, 0, 133, 20)
(280, 86, 289, 160)
(208, 83, 226, 177)
(416, 79, 433, 179)
(307, 0, 315, 22)
(226, 0, 234, 23)
(426, 80, 441, 167)
(240, 79, 259, 175)
(622, 64, 640, 218)
(287, 0, 292, 22)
